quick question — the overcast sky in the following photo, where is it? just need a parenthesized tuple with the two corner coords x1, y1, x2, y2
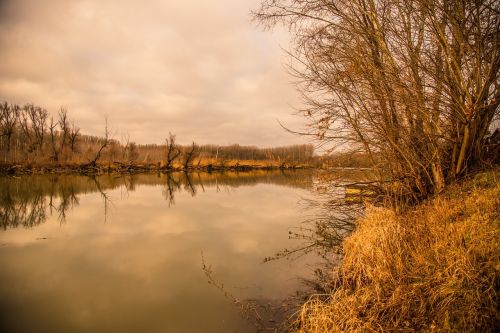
(0, 0, 307, 146)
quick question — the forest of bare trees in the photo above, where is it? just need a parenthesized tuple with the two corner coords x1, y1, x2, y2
(255, 0, 499, 201)
(0, 102, 83, 163)
(0, 101, 315, 170)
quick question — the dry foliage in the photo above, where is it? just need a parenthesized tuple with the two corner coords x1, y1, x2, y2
(255, 0, 500, 200)
(0, 101, 315, 168)
(295, 170, 499, 332)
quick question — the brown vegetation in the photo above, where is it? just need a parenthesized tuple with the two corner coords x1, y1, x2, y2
(294, 170, 499, 332)
(0, 101, 315, 173)
(253, 1, 500, 330)
(255, 0, 500, 201)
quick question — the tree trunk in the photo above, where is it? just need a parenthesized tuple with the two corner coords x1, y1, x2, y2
(455, 125, 470, 176)
(432, 162, 445, 194)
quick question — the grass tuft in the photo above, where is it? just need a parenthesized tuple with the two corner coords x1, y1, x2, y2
(295, 169, 500, 332)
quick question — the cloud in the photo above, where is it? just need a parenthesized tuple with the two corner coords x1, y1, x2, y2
(0, 0, 308, 146)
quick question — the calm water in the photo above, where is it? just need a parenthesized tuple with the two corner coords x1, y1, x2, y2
(0, 170, 318, 333)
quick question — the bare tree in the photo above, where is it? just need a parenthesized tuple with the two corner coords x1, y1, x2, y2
(254, 0, 499, 201)
(20, 104, 48, 151)
(49, 117, 59, 161)
(165, 132, 181, 169)
(30, 105, 48, 150)
(58, 108, 70, 152)
(0, 102, 19, 152)
(182, 142, 198, 170)
(47, 107, 76, 162)
(68, 121, 80, 152)
(88, 118, 110, 167)
(121, 132, 131, 160)
(19, 105, 33, 150)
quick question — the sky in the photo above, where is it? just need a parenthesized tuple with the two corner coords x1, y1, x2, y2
(0, 0, 307, 147)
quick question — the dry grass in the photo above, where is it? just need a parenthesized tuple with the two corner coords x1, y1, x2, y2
(171, 158, 285, 169)
(295, 170, 500, 332)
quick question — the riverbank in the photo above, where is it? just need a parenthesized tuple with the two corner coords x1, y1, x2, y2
(0, 159, 312, 176)
(296, 169, 499, 332)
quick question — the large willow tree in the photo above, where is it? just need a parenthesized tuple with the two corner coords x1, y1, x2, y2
(255, 0, 499, 200)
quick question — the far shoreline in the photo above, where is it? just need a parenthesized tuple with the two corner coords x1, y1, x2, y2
(0, 161, 314, 176)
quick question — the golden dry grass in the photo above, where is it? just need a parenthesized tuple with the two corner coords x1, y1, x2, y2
(295, 170, 500, 332)
(172, 158, 283, 168)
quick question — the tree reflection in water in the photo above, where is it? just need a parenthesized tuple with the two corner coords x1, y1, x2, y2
(0, 190, 47, 229)
(0, 169, 372, 332)
(0, 170, 314, 229)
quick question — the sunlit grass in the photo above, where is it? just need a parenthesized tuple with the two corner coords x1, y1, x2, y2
(295, 169, 500, 332)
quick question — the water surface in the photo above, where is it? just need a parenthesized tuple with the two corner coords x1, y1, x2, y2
(0, 170, 317, 333)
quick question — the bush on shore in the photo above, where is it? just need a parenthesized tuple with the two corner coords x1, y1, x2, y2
(296, 170, 499, 332)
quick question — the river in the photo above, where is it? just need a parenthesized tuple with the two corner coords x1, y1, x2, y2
(0, 170, 321, 333)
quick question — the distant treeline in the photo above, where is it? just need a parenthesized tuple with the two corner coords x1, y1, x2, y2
(136, 143, 315, 164)
(0, 101, 315, 168)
